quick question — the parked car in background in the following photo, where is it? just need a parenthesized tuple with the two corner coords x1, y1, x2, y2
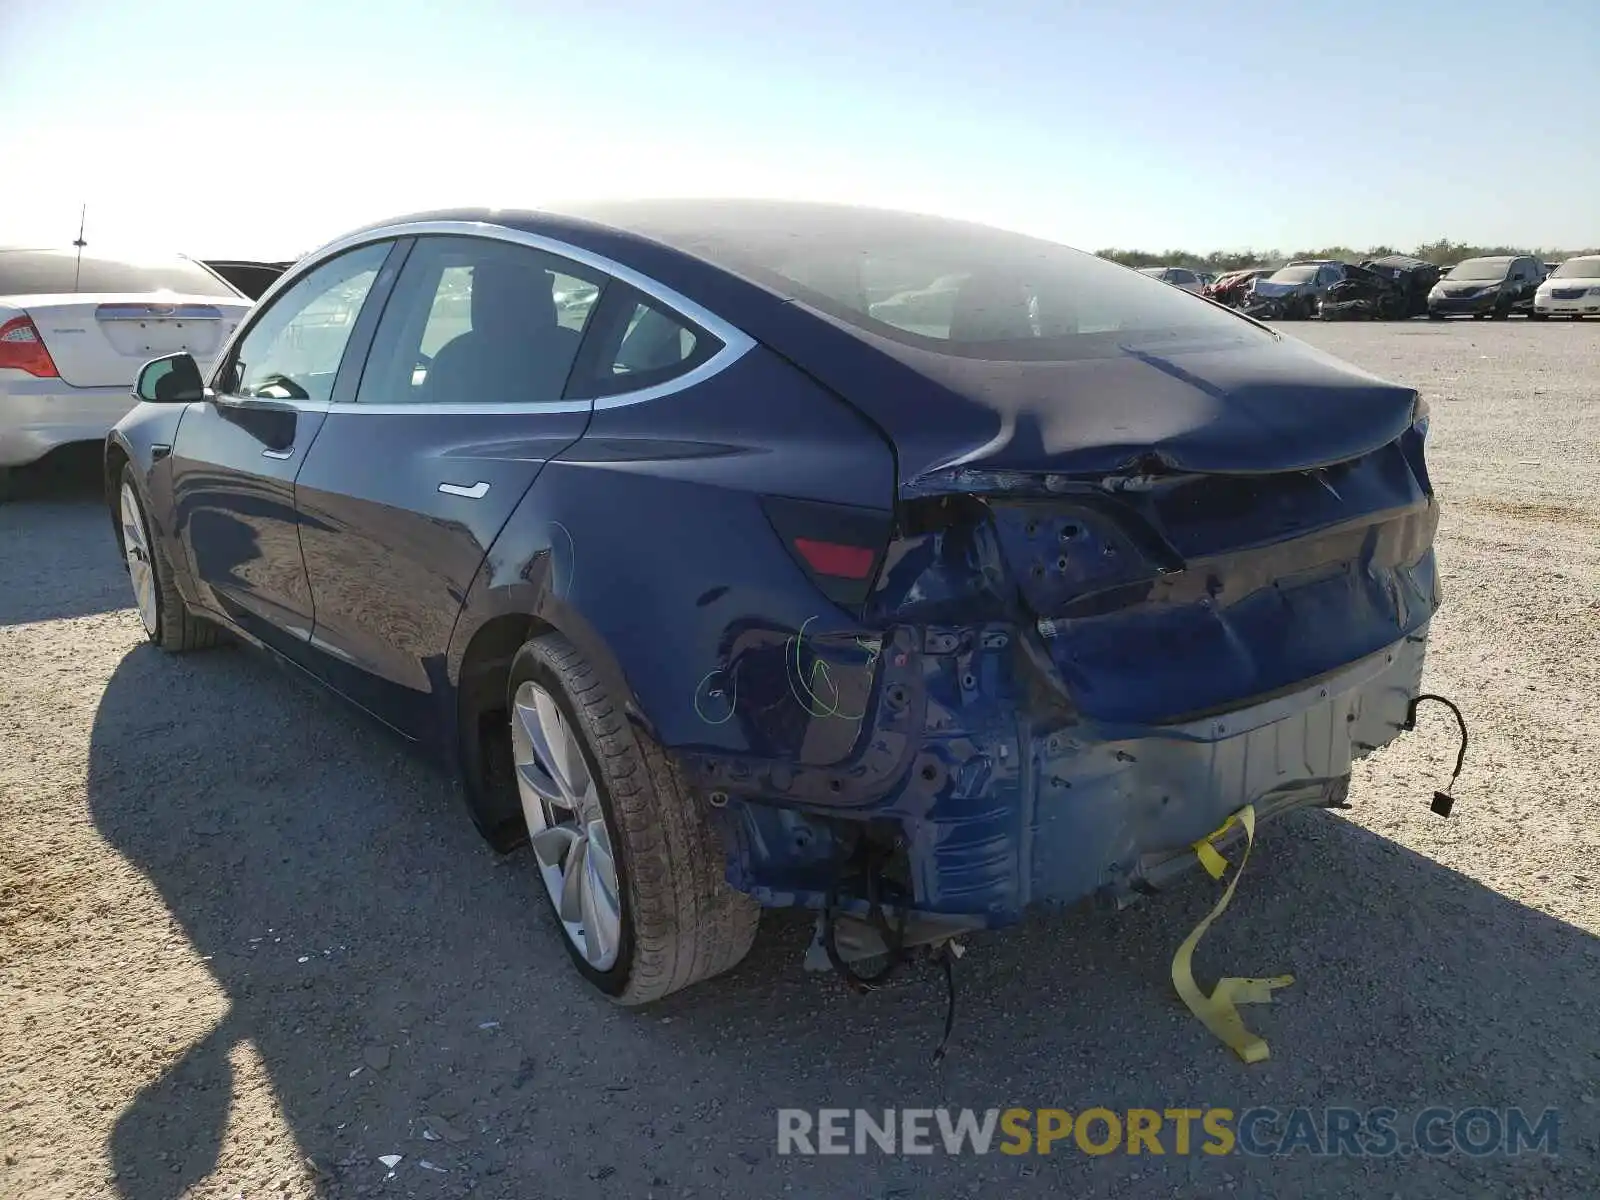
(1205, 267, 1272, 307)
(1427, 255, 1545, 319)
(1534, 255, 1600, 319)
(1136, 265, 1206, 294)
(202, 259, 293, 300)
(1241, 260, 1347, 320)
(1, 247, 250, 497)
(1317, 263, 1404, 320)
(108, 200, 1441, 1004)
(1357, 255, 1442, 318)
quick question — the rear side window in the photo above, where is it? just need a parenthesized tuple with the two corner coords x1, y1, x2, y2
(566, 285, 721, 399)
(0, 249, 239, 298)
(355, 235, 605, 406)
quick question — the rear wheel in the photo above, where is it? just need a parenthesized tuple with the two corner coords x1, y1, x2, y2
(507, 631, 758, 1004)
(119, 465, 219, 652)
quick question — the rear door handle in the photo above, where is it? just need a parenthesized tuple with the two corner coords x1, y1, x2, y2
(439, 481, 490, 499)
(261, 448, 294, 460)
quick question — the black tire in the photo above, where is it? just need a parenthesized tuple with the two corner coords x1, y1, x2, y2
(119, 464, 220, 652)
(1428, 311, 1446, 320)
(508, 631, 759, 1004)
(0, 467, 13, 503)
(1527, 309, 1547, 321)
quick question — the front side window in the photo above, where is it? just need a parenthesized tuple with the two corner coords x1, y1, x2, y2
(356, 236, 604, 405)
(567, 285, 720, 399)
(222, 242, 391, 401)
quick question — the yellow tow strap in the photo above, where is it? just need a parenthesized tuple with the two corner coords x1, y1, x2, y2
(1170, 804, 1294, 1063)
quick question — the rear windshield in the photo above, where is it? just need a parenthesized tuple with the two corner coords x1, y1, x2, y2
(0, 249, 239, 298)
(1446, 258, 1513, 282)
(602, 203, 1269, 361)
(1550, 257, 1600, 279)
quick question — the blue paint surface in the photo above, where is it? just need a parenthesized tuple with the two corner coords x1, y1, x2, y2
(107, 204, 1444, 929)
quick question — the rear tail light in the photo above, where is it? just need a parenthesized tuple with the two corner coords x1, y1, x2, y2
(761, 495, 892, 608)
(791, 537, 876, 580)
(0, 314, 59, 378)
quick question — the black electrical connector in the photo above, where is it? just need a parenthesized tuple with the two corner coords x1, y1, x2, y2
(1403, 693, 1468, 817)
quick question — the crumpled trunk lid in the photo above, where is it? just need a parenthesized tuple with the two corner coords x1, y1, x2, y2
(865, 332, 1422, 490)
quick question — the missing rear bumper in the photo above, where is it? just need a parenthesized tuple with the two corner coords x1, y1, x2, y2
(711, 629, 1428, 924)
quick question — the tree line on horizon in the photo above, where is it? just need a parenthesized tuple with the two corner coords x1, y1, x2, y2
(1095, 239, 1600, 273)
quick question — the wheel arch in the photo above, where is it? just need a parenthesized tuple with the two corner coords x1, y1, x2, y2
(104, 436, 132, 554)
(448, 578, 653, 854)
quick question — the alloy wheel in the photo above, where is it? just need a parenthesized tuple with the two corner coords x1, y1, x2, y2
(120, 483, 158, 636)
(510, 681, 624, 970)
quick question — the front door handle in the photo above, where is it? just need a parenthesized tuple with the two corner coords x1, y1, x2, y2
(261, 447, 294, 460)
(439, 481, 490, 499)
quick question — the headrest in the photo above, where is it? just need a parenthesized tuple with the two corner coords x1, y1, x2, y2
(949, 275, 1034, 341)
(470, 260, 556, 337)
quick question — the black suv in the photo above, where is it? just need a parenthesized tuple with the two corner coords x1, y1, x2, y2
(1427, 255, 1546, 319)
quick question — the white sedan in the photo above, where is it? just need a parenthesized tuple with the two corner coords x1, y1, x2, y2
(1534, 255, 1600, 319)
(1, 248, 252, 497)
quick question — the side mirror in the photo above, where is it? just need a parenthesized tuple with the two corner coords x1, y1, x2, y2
(135, 352, 205, 404)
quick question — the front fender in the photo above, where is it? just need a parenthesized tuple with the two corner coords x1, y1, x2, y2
(105, 403, 190, 577)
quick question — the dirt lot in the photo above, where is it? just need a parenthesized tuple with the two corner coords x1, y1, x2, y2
(2, 320, 1597, 1200)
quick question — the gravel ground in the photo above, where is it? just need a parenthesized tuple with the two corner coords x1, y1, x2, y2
(2, 321, 1597, 1200)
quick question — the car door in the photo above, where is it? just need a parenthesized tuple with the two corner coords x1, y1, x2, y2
(170, 240, 399, 658)
(1512, 258, 1538, 306)
(291, 232, 607, 737)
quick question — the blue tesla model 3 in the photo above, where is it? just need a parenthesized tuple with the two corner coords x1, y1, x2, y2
(107, 200, 1440, 1003)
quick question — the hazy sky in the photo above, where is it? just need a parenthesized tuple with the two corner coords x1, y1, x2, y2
(2, 0, 1595, 260)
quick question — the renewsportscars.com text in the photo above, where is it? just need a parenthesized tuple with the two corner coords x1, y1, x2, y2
(776, 1107, 1560, 1158)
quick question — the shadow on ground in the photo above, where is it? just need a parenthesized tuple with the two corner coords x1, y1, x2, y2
(1, 446, 127, 625)
(86, 642, 1599, 1200)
